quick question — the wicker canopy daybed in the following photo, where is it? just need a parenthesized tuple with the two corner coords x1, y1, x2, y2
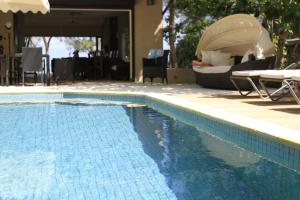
(193, 14, 276, 90)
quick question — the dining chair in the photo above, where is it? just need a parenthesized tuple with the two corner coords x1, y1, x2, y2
(20, 47, 43, 85)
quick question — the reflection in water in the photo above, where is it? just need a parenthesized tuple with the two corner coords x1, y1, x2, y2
(125, 106, 300, 200)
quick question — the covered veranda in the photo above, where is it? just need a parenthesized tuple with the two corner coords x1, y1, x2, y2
(0, 0, 164, 85)
(19, 9, 132, 83)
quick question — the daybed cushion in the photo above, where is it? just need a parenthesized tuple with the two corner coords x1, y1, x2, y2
(210, 51, 232, 66)
(193, 65, 232, 74)
(201, 50, 232, 66)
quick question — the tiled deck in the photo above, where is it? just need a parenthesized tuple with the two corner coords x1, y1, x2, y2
(0, 82, 299, 145)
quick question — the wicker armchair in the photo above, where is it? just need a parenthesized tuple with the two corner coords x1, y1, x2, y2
(142, 50, 169, 84)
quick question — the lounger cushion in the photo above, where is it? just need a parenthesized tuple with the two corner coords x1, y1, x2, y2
(260, 70, 300, 79)
(293, 76, 300, 82)
(232, 70, 263, 77)
(232, 70, 275, 77)
(193, 65, 232, 74)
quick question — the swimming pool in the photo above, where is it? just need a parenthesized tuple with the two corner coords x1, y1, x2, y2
(0, 93, 299, 200)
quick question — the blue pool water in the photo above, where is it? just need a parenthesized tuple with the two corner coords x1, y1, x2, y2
(0, 98, 299, 199)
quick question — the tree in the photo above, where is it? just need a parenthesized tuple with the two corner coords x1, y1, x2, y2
(25, 37, 41, 48)
(64, 37, 95, 54)
(176, 19, 211, 67)
(257, 0, 300, 68)
(175, 0, 257, 67)
(25, 36, 52, 54)
(163, 0, 178, 68)
(42, 37, 52, 55)
(175, 0, 300, 68)
(168, 0, 178, 68)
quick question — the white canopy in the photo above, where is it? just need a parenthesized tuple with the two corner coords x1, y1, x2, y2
(196, 14, 275, 58)
(0, 0, 50, 14)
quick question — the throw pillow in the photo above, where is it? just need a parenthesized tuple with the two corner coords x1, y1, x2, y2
(255, 47, 265, 60)
(201, 51, 211, 64)
(148, 49, 164, 59)
(148, 49, 157, 59)
(155, 49, 164, 57)
(192, 60, 213, 67)
(241, 50, 256, 63)
(210, 51, 232, 66)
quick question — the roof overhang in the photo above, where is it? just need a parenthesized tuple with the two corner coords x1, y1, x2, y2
(0, 0, 50, 14)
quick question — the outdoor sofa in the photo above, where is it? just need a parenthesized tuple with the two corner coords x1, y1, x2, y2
(193, 14, 275, 90)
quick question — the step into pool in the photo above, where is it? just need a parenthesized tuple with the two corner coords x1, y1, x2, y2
(0, 93, 299, 200)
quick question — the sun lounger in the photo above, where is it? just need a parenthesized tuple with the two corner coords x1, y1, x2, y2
(231, 70, 273, 98)
(282, 75, 300, 104)
(230, 62, 300, 98)
(259, 70, 300, 102)
(292, 76, 300, 104)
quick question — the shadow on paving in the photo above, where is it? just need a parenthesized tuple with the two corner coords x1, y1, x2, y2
(243, 101, 297, 106)
(272, 108, 300, 115)
(211, 94, 262, 100)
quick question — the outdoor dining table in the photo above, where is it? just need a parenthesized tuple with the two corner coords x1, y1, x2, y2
(0, 53, 50, 86)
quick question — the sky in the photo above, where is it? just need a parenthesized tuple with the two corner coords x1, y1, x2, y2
(49, 38, 70, 58)
(33, 37, 90, 61)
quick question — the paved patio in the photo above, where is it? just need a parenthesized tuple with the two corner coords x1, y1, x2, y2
(0, 82, 299, 145)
